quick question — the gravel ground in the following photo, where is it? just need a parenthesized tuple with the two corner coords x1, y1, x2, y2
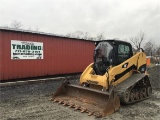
(0, 66, 160, 120)
(148, 65, 160, 89)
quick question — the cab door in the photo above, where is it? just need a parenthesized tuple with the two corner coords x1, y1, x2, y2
(116, 43, 133, 65)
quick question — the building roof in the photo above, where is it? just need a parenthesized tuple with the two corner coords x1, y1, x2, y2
(0, 26, 94, 42)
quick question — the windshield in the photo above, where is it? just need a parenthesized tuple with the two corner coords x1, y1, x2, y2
(93, 42, 113, 75)
(94, 42, 113, 63)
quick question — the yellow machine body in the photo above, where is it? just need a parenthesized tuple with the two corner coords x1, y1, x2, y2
(52, 40, 152, 117)
(80, 52, 147, 89)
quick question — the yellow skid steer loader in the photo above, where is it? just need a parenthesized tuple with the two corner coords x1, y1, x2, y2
(51, 40, 152, 117)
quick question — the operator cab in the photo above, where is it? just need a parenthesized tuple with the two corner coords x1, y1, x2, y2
(93, 40, 133, 75)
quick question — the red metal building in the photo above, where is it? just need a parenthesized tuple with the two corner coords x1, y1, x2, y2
(0, 27, 95, 81)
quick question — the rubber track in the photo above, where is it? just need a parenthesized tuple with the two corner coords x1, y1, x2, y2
(115, 73, 151, 104)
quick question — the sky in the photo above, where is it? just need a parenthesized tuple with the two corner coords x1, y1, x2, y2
(0, 0, 160, 44)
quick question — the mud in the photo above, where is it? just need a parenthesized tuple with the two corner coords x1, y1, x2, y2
(0, 66, 160, 120)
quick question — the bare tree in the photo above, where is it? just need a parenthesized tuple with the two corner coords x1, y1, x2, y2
(154, 44, 160, 56)
(144, 41, 160, 56)
(66, 31, 91, 40)
(34, 27, 39, 32)
(96, 33, 106, 41)
(1, 25, 9, 28)
(65, 33, 72, 38)
(65, 31, 99, 41)
(144, 41, 154, 56)
(156, 45, 160, 56)
(87, 36, 96, 41)
(130, 31, 146, 49)
(72, 31, 84, 39)
(65, 31, 83, 38)
(28, 27, 33, 31)
(83, 32, 90, 40)
(11, 20, 22, 29)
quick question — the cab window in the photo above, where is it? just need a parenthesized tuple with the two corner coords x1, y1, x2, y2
(118, 44, 130, 63)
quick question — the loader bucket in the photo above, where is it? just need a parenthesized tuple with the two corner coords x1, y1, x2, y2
(51, 81, 120, 117)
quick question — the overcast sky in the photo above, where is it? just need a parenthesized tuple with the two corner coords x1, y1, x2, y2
(0, 0, 160, 44)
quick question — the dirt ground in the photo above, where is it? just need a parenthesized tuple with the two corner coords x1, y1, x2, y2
(0, 66, 160, 120)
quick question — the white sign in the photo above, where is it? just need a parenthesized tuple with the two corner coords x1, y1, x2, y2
(11, 40, 43, 59)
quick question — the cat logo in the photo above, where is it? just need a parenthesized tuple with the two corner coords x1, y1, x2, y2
(122, 62, 129, 68)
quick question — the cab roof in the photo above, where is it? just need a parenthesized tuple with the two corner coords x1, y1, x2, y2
(95, 39, 131, 46)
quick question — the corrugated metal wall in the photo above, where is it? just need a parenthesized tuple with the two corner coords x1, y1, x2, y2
(0, 29, 95, 80)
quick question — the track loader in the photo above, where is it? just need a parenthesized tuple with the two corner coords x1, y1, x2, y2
(51, 40, 152, 117)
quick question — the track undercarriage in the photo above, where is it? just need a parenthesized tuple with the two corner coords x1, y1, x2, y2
(116, 73, 152, 104)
